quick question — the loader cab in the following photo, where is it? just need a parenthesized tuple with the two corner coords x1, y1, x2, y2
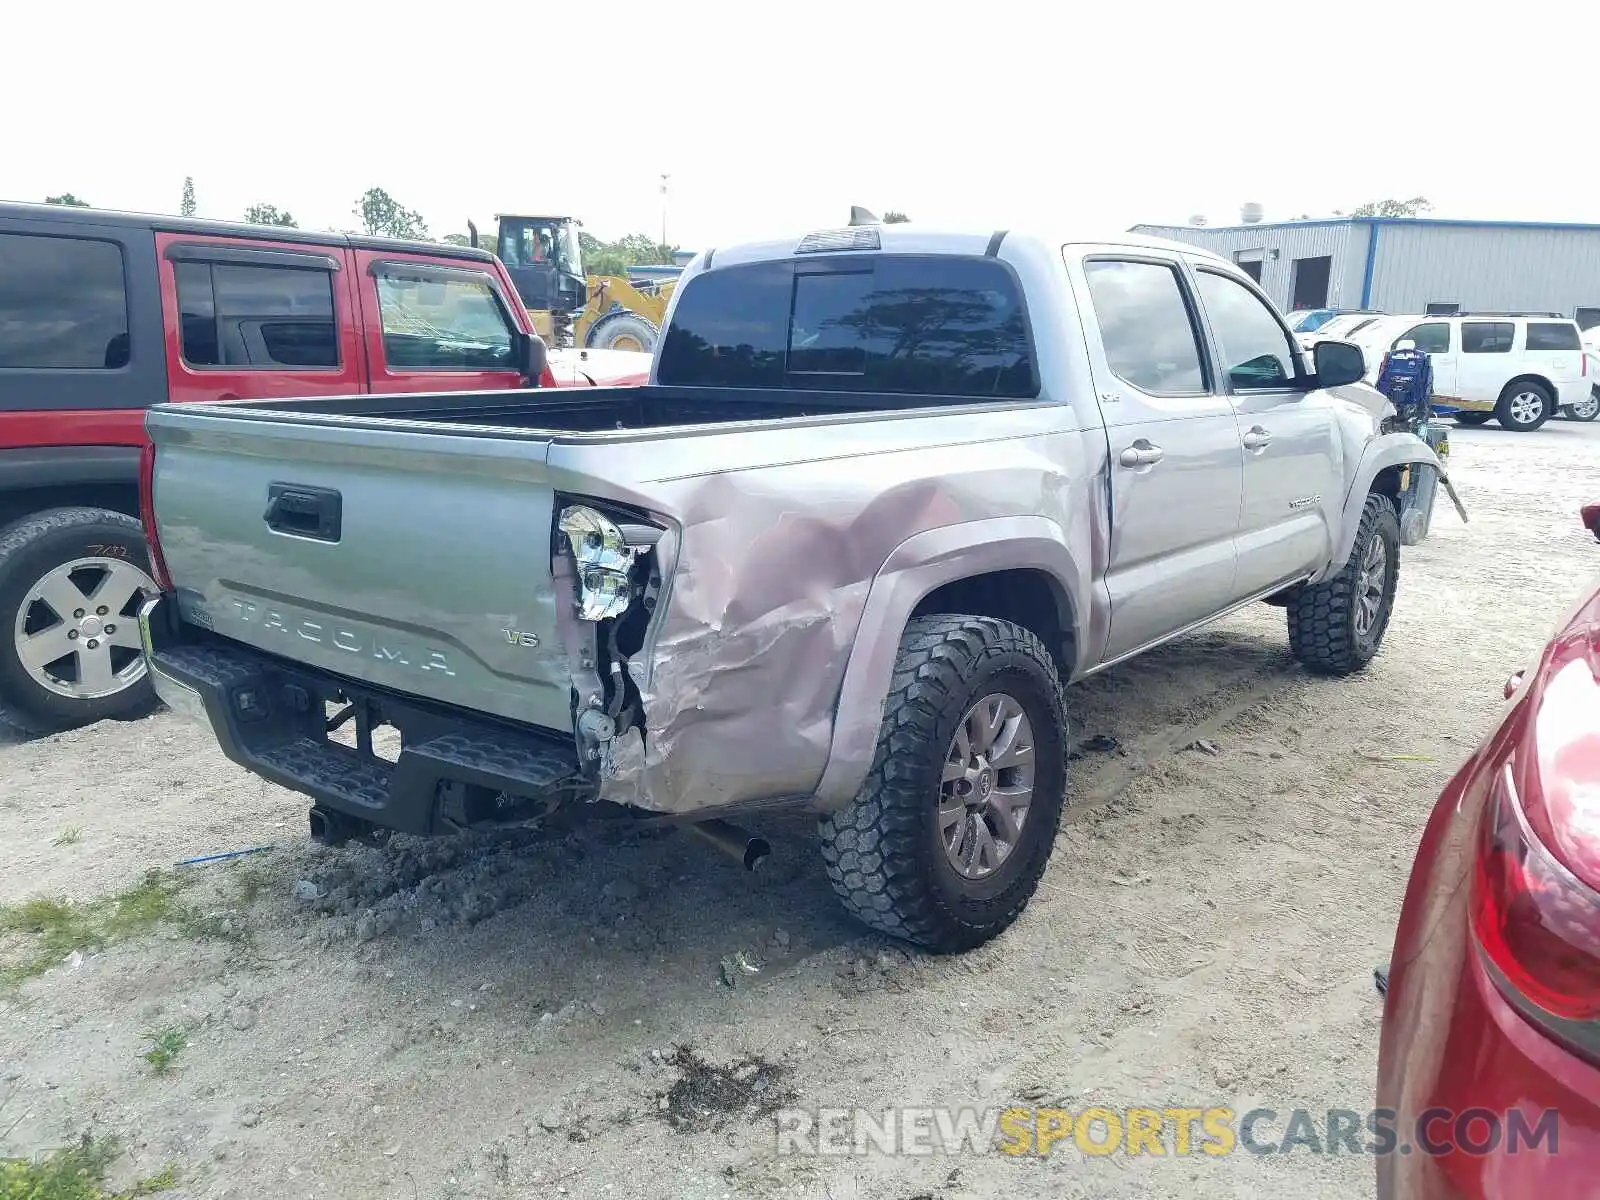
(494, 215, 587, 316)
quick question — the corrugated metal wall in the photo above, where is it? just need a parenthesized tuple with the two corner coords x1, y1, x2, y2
(1366, 224, 1600, 315)
(1130, 220, 1600, 318)
(1131, 222, 1369, 311)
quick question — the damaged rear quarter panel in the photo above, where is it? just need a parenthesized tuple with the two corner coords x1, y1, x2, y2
(544, 405, 1099, 815)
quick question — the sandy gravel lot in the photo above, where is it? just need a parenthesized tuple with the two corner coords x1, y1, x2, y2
(3, 418, 1598, 1200)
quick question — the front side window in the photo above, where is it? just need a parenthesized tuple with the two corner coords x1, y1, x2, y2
(1395, 322, 1450, 354)
(374, 270, 514, 370)
(1461, 322, 1514, 354)
(1082, 260, 1206, 395)
(1526, 322, 1581, 351)
(657, 255, 1036, 397)
(176, 260, 339, 368)
(0, 232, 128, 369)
(1195, 270, 1298, 389)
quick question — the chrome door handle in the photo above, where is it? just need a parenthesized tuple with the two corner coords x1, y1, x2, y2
(1242, 426, 1272, 451)
(1118, 440, 1164, 468)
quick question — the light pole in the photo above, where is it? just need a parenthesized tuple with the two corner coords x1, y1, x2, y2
(660, 173, 670, 252)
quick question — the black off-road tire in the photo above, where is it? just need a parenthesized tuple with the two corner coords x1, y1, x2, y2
(1287, 493, 1400, 677)
(817, 615, 1068, 953)
(1452, 411, 1492, 426)
(0, 507, 160, 734)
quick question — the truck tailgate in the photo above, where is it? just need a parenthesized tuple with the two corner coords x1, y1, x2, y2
(146, 407, 574, 733)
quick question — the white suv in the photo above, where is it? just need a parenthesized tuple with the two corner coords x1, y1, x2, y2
(1340, 313, 1591, 431)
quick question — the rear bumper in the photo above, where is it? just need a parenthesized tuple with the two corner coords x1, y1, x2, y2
(139, 594, 585, 835)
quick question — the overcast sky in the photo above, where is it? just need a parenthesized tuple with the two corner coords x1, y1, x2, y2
(4, 0, 1591, 250)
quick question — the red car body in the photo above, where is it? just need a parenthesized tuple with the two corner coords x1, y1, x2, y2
(1376, 503, 1600, 1199)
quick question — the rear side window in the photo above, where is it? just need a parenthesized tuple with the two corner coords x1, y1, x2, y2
(176, 261, 338, 368)
(1461, 322, 1514, 354)
(374, 269, 514, 371)
(1526, 322, 1581, 351)
(657, 255, 1037, 397)
(0, 232, 128, 369)
(1394, 322, 1450, 354)
(1082, 260, 1206, 395)
(1194, 270, 1298, 389)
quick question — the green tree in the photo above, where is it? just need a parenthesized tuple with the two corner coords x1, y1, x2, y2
(1351, 196, 1431, 218)
(355, 187, 428, 239)
(440, 232, 473, 246)
(882, 210, 910, 223)
(181, 176, 197, 217)
(243, 203, 297, 228)
(44, 193, 88, 207)
(578, 231, 678, 278)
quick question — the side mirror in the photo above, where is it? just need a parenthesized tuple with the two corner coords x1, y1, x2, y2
(1312, 339, 1366, 388)
(513, 331, 548, 386)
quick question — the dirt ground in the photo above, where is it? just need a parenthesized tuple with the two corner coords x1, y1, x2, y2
(3, 418, 1598, 1200)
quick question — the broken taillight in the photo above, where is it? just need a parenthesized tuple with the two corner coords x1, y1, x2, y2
(138, 441, 174, 591)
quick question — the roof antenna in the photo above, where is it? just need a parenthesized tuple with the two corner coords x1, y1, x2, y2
(849, 206, 880, 227)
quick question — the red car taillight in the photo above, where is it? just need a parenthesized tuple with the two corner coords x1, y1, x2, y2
(138, 441, 174, 591)
(1470, 620, 1600, 1059)
(1472, 763, 1600, 1025)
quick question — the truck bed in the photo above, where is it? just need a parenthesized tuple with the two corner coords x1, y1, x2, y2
(223, 384, 955, 434)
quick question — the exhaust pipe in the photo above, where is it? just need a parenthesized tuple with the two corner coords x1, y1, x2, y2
(684, 818, 771, 871)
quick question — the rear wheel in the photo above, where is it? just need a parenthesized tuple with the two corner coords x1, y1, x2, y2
(1452, 411, 1492, 426)
(1495, 381, 1553, 432)
(0, 508, 160, 734)
(818, 615, 1067, 953)
(1563, 392, 1600, 422)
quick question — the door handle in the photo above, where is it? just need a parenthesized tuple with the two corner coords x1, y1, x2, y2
(265, 482, 342, 542)
(1118, 440, 1164, 468)
(1242, 426, 1272, 451)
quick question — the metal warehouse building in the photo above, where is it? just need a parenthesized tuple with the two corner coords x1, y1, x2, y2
(1129, 218, 1600, 329)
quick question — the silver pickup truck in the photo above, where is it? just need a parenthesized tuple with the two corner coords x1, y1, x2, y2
(136, 221, 1449, 952)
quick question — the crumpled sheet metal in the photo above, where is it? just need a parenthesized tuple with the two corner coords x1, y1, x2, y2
(595, 472, 973, 814)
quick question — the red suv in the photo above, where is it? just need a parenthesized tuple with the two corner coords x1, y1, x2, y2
(0, 201, 646, 734)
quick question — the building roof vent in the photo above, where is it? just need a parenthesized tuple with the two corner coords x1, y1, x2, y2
(1240, 202, 1264, 224)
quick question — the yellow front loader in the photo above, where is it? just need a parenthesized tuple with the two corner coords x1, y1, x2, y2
(468, 214, 677, 353)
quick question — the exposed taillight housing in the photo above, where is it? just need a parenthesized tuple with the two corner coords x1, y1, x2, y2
(138, 441, 174, 591)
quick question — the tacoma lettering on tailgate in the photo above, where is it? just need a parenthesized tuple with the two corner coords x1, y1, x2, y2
(227, 598, 456, 676)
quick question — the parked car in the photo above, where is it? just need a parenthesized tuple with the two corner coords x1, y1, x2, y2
(1375, 501, 1600, 1200)
(0, 201, 648, 734)
(1286, 306, 1379, 336)
(1294, 311, 1387, 354)
(1346, 313, 1590, 431)
(136, 223, 1446, 951)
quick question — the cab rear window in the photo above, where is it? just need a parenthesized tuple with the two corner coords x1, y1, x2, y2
(657, 255, 1037, 398)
